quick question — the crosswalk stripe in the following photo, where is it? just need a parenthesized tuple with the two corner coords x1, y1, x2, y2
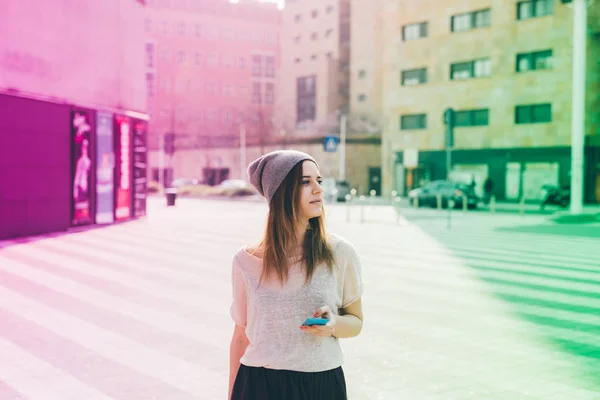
(0, 337, 114, 400)
(0, 286, 220, 398)
(0, 257, 229, 352)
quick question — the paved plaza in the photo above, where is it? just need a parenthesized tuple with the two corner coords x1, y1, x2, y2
(0, 196, 599, 400)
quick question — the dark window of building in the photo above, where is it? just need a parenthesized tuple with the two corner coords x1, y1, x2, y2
(450, 58, 491, 80)
(515, 104, 552, 124)
(401, 68, 427, 85)
(145, 43, 155, 68)
(402, 22, 428, 41)
(451, 9, 491, 32)
(358, 94, 367, 102)
(517, 0, 553, 20)
(400, 114, 427, 130)
(454, 109, 489, 127)
(265, 83, 275, 104)
(297, 75, 317, 122)
(252, 55, 262, 76)
(252, 82, 262, 104)
(516, 50, 553, 72)
(265, 56, 275, 77)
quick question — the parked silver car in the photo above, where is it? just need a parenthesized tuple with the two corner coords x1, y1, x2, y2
(321, 178, 351, 202)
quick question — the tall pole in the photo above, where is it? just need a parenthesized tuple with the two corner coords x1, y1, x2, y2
(340, 114, 347, 180)
(158, 133, 164, 189)
(240, 123, 247, 180)
(570, 0, 587, 214)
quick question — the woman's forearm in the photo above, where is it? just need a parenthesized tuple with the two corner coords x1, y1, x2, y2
(229, 338, 249, 399)
(333, 313, 363, 338)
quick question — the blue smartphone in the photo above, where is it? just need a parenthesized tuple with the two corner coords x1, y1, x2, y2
(302, 318, 329, 326)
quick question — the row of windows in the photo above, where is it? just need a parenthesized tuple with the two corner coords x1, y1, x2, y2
(294, 52, 334, 64)
(397, 50, 552, 86)
(294, 29, 335, 44)
(146, 74, 275, 104)
(293, 5, 335, 23)
(402, 0, 554, 41)
(145, 19, 277, 47)
(155, 109, 268, 125)
(399, 104, 552, 130)
(146, 45, 276, 77)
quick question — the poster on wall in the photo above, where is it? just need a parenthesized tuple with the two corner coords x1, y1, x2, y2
(71, 109, 93, 226)
(114, 115, 132, 221)
(95, 111, 115, 224)
(132, 120, 148, 217)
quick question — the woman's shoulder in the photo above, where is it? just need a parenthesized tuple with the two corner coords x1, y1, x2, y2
(232, 243, 264, 265)
(327, 233, 357, 255)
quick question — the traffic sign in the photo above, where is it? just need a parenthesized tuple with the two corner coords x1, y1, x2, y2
(323, 135, 339, 152)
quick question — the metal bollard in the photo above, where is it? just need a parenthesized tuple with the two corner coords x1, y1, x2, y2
(359, 195, 365, 223)
(414, 195, 419, 208)
(520, 196, 525, 217)
(490, 195, 496, 214)
(463, 194, 468, 212)
(394, 196, 402, 226)
(370, 190, 376, 212)
(437, 194, 442, 210)
(345, 194, 352, 222)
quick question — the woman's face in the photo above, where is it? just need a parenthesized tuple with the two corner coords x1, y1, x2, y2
(298, 160, 324, 221)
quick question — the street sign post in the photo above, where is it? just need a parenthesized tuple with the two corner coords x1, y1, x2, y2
(443, 108, 455, 180)
(443, 108, 455, 229)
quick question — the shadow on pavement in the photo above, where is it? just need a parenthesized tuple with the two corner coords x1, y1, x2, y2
(0, 223, 119, 250)
(415, 222, 600, 392)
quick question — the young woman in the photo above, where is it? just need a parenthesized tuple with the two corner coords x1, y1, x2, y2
(229, 150, 364, 400)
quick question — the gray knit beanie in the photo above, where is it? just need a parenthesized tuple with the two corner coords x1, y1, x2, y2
(248, 150, 318, 204)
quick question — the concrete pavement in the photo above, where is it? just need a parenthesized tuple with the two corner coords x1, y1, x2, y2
(0, 197, 599, 399)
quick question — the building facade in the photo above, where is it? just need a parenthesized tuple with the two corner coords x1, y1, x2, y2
(380, 0, 600, 203)
(0, 0, 149, 239)
(144, 0, 281, 186)
(278, 0, 351, 135)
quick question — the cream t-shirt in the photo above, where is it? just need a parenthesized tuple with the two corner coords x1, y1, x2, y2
(230, 234, 363, 373)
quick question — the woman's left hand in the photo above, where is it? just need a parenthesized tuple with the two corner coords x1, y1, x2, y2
(300, 305, 337, 337)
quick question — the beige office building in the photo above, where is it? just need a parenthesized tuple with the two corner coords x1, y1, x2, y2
(379, 0, 600, 203)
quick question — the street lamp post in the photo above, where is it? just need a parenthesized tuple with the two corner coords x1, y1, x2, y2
(339, 114, 347, 181)
(570, 0, 588, 214)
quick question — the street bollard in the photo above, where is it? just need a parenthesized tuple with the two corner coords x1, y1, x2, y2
(345, 194, 352, 222)
(520, 196, 525, 217)
(463, 194, 468, 212)
(437, 194, 442, 210)
(359, 195, 365, 223)
(447, 199, 455, 228)
(490, 195, 496, 214)
(414, 195, 419, 208)
(394, 196, 402, 226)
(370, 190, 376, 212)
(166, 188, 177, 207)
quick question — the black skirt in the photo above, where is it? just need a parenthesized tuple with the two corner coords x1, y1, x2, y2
(231, 364, 348, 400)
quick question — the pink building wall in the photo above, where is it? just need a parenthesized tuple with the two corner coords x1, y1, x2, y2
(0, 0, 147, 113)
(144, 0, 281, 156)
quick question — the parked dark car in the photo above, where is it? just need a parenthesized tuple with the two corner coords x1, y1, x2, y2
(409, 180, 479, 209)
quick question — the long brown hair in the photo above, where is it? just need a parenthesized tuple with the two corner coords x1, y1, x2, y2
(259, 161, 335, 285)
